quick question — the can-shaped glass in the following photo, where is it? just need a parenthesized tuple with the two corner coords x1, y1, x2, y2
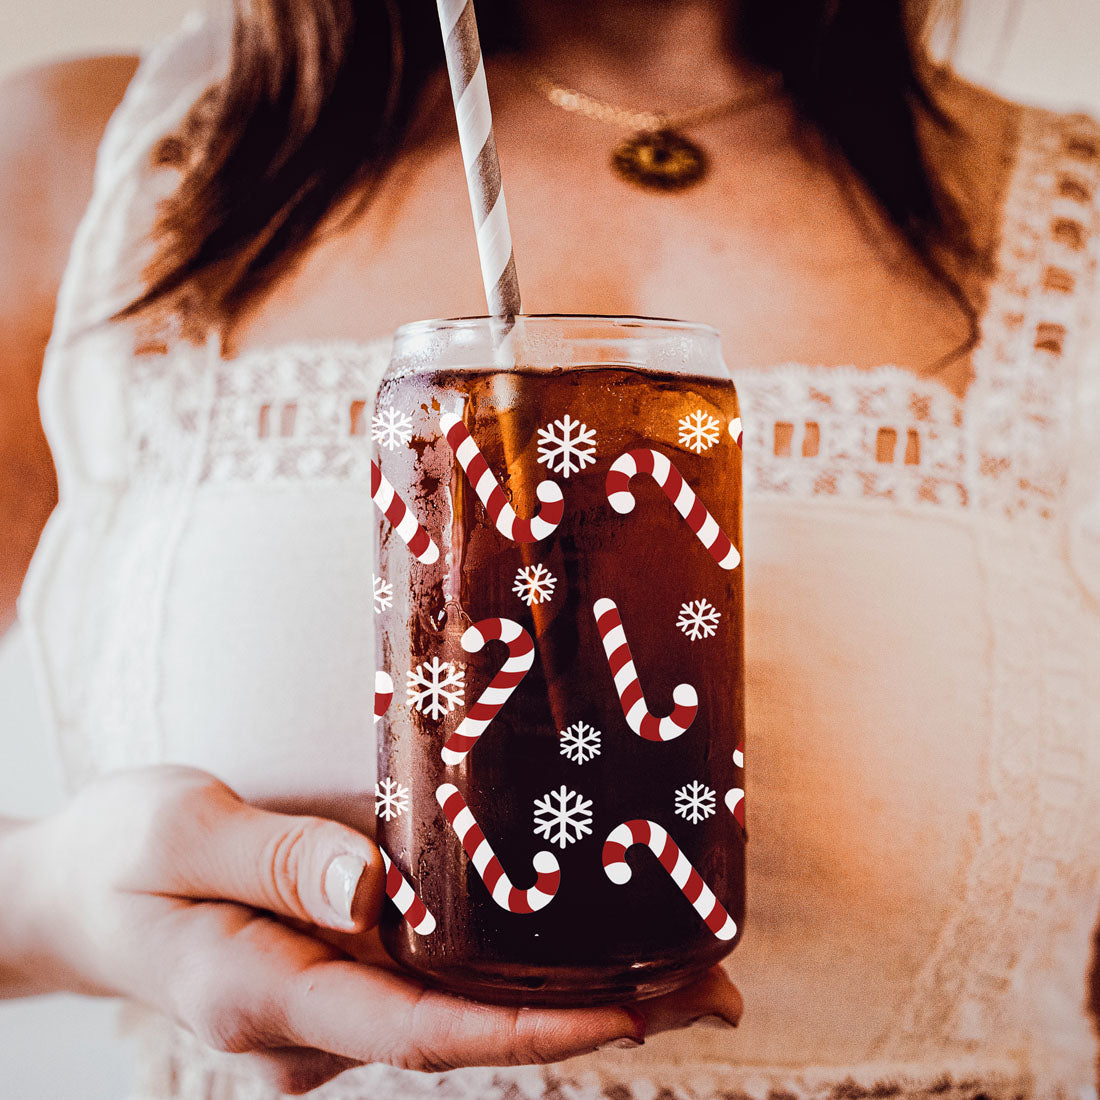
(373, 315, 745, 1005)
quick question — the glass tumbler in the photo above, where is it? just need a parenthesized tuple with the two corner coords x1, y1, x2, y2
(372, 315, 745, 1005)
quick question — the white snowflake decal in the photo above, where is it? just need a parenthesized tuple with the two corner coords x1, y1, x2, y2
(512, 563, 557, 606)
(374, 777, 410, 821)
(373, 573, 393, 615)
(371, 406, 414, 451)
(406, 656, 466, 720)
(678, 409, 722, 454)
(536, 414, 597, 478)
(675, 780, 717, 824)
(533, 785, 594, 849)
(559, 721, 602, 764)
(677, 598, 721, 641)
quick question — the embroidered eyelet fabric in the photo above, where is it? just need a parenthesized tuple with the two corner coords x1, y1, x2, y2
(15, 9, 1100, 1100)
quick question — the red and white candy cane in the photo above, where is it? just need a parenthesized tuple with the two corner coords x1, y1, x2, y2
(436, 783, 560, 913)
(725, 737, 745, 829)
(371, 458, 439, 565)
(374, 670, 394, 725)
(592, 597, 698, 742)
(728, 417, 743, 449)
(724, 787, 745, 830)
(603, 819, 737, 941)
(380, 848, 436, 936)
(440, 412, 563, 543)
(441, 618, 534, 765)
(606, 448, 740, 570)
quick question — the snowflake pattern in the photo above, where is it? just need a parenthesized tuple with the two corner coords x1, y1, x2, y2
(536, 414, 598, 478)
(675, 780, 717, 824)
(677, 598, 721, 641)
(374, 777, 410, 821)
(371, 406, 414, 451)
(533, 785, 594, 849)
(678, 408, 722, 454)
(559, 721, 602, 764)
(406, 656, 466, 720)
(512, 563, 558, 606)
(373, 573, 393, 615)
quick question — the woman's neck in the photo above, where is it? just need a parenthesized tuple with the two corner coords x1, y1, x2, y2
(518, 0, 767, 110)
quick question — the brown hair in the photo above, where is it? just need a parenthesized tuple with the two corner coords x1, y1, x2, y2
(117, 0, 985, 363)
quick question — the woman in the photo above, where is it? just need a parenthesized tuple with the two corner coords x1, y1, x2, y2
(2, 0, 1099, 1096)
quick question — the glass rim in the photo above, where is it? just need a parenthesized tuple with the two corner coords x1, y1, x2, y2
(392, 313, 721, 341)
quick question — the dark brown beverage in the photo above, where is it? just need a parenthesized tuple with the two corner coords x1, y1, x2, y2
(373, 322, 744, 1005)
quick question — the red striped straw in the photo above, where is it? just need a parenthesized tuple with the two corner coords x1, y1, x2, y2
(436, 0, 522, 319)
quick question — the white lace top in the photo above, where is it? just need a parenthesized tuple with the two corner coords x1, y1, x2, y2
(16, 9, 1100, 1100)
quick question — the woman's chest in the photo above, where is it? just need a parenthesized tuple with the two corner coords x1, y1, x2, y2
(225, 136, 976, 399)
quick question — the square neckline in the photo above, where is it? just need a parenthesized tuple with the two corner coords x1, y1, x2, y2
(210, 96, 1034, 433)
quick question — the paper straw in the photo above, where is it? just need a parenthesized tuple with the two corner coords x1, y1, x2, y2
(436, 0, 522, 319)
(435, 0, 574, 731)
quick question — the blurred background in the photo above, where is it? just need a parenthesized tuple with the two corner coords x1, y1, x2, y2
(1, 0, 1099, 1096)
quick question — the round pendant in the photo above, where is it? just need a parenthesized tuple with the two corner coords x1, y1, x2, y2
(611, 129, 708, 192)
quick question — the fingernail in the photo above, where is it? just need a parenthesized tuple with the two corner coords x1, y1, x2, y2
(323, 853, 367, 926)
(596, 1036, 644, 1051)
(687, 1013, 738, 1030)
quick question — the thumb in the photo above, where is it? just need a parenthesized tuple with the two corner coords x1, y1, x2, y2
(137, 775, 386, 933)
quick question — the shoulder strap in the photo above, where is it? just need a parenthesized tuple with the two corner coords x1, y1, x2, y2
(1061, 112, 1100, 613)
(38, 8, 230, 498)
(54, 8, 231, 340)
(968, 104, 1100, 524)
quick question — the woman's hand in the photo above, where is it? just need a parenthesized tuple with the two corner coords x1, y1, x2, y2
(9, 766, 742, 1094)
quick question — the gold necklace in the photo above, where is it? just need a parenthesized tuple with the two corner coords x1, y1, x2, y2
(529, 69, 785, 192)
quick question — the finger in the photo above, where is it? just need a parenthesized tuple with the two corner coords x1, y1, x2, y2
(127, 775, 385, 932)
(159, 906, 647, 1071)
(272, 960, 648, 1070)
(235, 1048, 363, 1096)
(631, 966, 743, 1035)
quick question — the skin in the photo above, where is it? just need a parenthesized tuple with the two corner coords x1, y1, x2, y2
(226, 1, 1015, 397)
(0, 0, 1022, 1092)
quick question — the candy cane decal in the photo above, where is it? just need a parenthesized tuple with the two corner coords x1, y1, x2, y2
(436, 783, 560, 913)
(441, 619, 534, 765)
(380, 848, 436, 936)
(374, 670, 394, 725)
(606, 448, 740, 570)
(593, 598, 698, 742)
(440, 412, 564, 542)
(371, 458, 439, 565)
(725, 737, 745, 829)
(603, 819, 737, 941)
(724, 787, 745, 830)
(728, 417, 743, 449)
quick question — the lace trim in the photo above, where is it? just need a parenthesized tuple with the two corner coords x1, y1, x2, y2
(871, 108, 1100, 1074)
(134, 1059, 1039, 1100)
(966, 111, 1100, 524)
(130, 339, 977, 510)
(201, 341, 390, 483)
(129, 337, 979, 516)
(125, 340, 390, 486)
(124, 1010, 1038, 1100)
(737, 364, 968, 510)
